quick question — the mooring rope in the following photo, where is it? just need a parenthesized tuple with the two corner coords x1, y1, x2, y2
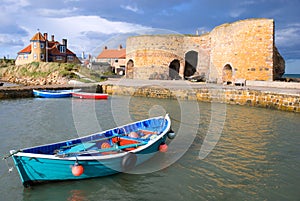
(4, 158, 13, 173)
(2, 149, 21, 160)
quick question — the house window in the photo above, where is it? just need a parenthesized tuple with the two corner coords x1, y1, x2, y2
(34, 54, 37, 59)
(60, 46, 66, 53)
(41, 43, 44, 49)
(67, 56, 74, 61)
(56, 56, 62, 60)
(41, 54, 44, 60)
(33, 42, 37, 48)
(24, 54, 28, 59)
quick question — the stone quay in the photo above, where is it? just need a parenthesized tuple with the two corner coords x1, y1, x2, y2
(0, 79, 299, 113)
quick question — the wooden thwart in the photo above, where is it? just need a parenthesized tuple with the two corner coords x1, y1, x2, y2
(56, 141, 147, 157)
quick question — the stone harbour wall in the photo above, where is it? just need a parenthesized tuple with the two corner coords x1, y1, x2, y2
(102, 84, 300, 112)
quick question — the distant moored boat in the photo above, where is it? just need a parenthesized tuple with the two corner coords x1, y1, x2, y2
(33, 89, 81, 98)
(71, 92, 108, 99)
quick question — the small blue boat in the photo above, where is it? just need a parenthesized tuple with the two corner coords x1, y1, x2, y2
(33, 89, 81, 98)
(5, 114, 175, 187)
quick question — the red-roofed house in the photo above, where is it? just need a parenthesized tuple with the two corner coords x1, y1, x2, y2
(96, 45, 126, 75)
(15, 32, 81, 65)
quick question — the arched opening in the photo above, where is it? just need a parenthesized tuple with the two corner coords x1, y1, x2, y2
(169, 59, 181, 80)
(222, 64, 233, 84)
(184, 51, 198, 78)
(126, 59, 134, 78)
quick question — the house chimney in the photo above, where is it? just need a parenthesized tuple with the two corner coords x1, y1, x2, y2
(119, 44, 123, 49)
(43, 33, 48, 40)
(62, 39, 67, 49)
(51, 35, 55, 42)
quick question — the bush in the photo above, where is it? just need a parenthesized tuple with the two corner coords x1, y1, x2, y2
(31, 61, 40, 68)
(59, 70, 79, 79)
(64, 63, 75, 71)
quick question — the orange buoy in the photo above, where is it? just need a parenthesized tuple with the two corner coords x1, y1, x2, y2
(101, 142, 111, 149)
(159, 143, 168, 153)
(72, 162, 84, 176)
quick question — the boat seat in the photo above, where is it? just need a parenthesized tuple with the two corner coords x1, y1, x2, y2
(58, 142, 96, 155)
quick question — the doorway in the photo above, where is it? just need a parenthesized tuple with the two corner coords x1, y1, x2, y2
(126, 59, 134, 78)
(169, 59, 181, 80)
(184, 51, 198, 78)
(222, 64, 233, 84)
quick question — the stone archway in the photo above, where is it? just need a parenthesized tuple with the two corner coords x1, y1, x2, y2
(126, 59, 134, 78)
(169, 59, 181, 80)
(184, 51, 198, 78)
(222, 64, 233, 84)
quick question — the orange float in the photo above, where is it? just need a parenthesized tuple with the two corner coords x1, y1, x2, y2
(72, 162, 84, 176)
(159, 143, 168, 152)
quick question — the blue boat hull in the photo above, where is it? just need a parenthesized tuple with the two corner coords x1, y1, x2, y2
(12, 155, 121, 186)
(9, 115, 171, 187)
(12, 136, 166, 186)
(33, 89, 80, 98)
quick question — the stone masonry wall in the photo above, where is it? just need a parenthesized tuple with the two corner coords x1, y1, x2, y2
(210, 19, 275, 82)
(126, 34, 211, 79)
(102, 84, 300, 113)
(126, 35, 185, 79)
(126, 18, 285, 82)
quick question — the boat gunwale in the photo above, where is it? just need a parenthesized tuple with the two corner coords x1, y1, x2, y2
(33, 89, 81, 95)
(10, 114, 171, 161)
(71, 92, 109, 96)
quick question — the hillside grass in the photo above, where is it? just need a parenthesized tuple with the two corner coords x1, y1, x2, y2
(0, 61, 110, 83)
(1, 62, 79, 78)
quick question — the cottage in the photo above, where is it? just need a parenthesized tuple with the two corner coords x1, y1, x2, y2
(15, 32, 81, 65)
(96, 45, 126, 75)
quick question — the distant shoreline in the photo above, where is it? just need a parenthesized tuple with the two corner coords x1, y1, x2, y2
(282, 74, 300, 78)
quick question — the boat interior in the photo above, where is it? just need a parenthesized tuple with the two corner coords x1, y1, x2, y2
(21, 117, 168, 156)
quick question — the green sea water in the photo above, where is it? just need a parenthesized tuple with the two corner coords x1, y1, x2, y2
(0, 96, 299, 201)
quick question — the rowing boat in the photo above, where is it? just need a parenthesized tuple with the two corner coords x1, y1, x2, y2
(5, 114, 175, 187)
(33, 89, 81, 98)
(71, 92, 108, 99)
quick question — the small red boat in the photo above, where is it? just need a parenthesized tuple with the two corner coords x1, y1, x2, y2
(71, 92, 108, 99)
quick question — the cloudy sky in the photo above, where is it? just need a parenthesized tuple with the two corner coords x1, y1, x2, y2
(1, 0, 299, 73)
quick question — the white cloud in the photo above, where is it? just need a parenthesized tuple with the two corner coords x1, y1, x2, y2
(121, 4, 143, 14)
(276, 23, 300, 47)
(1, 0, 30, 13)
(3, 0, 30, 7)
(0, 34, 24, 46)
(0, 0, 30, 25)
(40, 15, 148, 35)
(229, 8, 246, 18)
(36, 7, 79, 17)
(20, 15, 150, 56)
